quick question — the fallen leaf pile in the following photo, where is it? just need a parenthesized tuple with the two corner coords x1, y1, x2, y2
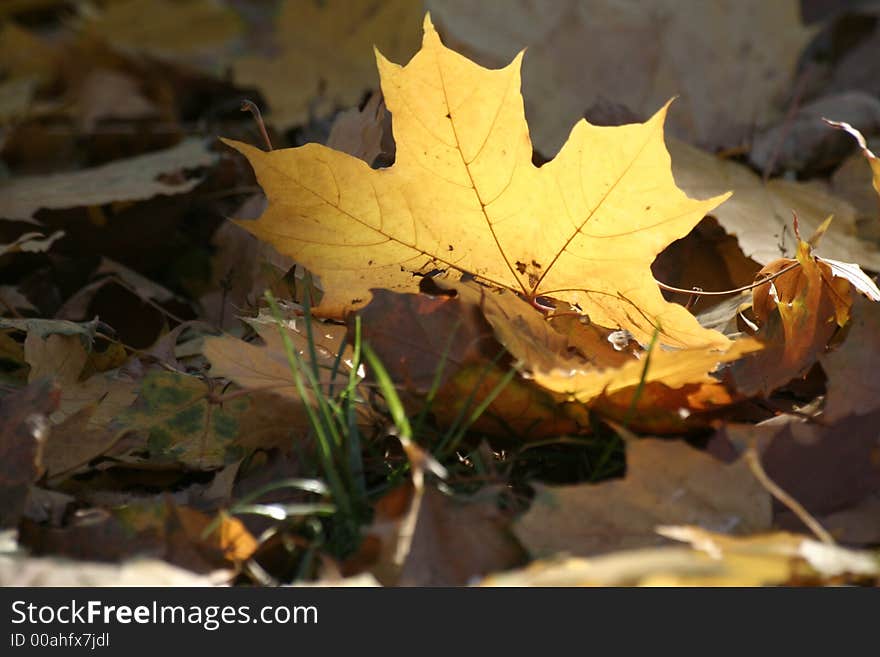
(1, 2, 879, 587)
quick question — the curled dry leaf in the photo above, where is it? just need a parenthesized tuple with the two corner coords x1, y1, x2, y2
(824, 118, 880, 207)
(730, 222, 871, 396)
(0, 231, 65, 255)
(226, 16, 729, 349)
(532, 338, 762, 422)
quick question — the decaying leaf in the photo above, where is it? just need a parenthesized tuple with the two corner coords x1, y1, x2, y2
(731, 221, 859, 395)
(233, 0, 422, 130)
(514, 438, 771, 558)
(109, 370, 292, 470)
(0, 380, 58, 528)
(428, 0, 813, 154)
(227, 16, 729, 349)
(203, 306, 351, 399)
(821, 295, 880, 421)
(0, 138, 218, 222)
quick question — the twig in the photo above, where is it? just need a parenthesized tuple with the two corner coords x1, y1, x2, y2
(744, 444, 835, 546)
(655, 260, 801, 297)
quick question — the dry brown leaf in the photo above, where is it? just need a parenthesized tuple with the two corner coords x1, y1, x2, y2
(428, 0, 812, 154)
(821, 295, 880, 421)
(0, 138, 218, 222)
(200, 218, 296, 331)
(366, 484, 526, 586)
(361, 442, 524, 586)
(76, 69, 159, 132)
(203, 307, 350, 399)
(227, 17, 729, 349)
(233, 0, 422, 130)
(668, 138, 880, 271)
(514, 438, 771, 558)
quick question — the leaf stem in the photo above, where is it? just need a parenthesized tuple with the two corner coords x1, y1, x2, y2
(654, 260, 802, 297)
(241, 99, 273, 151)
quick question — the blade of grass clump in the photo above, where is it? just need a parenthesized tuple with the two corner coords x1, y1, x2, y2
(264, 291, 352, 518)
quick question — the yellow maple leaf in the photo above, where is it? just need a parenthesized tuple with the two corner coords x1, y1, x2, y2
(225, 15, 730, 349)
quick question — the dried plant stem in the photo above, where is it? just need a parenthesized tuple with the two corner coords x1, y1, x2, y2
(655, 260, 801, 297)
(241, 99, 273, 151)
(744, 444, 835, 546)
